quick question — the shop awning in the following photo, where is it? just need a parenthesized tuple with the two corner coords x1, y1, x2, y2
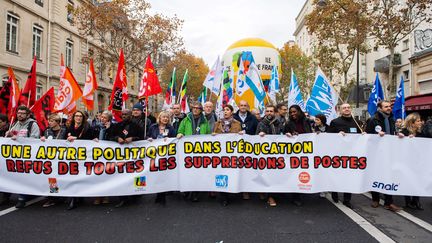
(405, 93, 432, 111)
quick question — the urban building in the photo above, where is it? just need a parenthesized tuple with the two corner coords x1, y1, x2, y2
(293, 0, 432, 120)
(0, 0, 166, 117)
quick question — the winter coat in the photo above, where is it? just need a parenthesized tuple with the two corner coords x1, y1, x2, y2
(284, 117, 313, 134)
(213, 119, 242, 134)
(44, 127, 67, 140)
(256, 116, 283, 135)
(8, 118, 40, 138)
(177, 113, 211, 136)
(233, 110, 259, 135)
(366, 111, 396, 135)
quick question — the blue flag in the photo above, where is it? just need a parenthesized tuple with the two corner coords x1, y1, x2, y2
(393, 76, 406, 119)
(287, 69, 305, 111)
(367, 73, 385, 116)
(305, 67, 339, 124)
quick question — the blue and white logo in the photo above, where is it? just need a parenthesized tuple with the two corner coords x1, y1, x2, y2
(215, 175, 228, 188)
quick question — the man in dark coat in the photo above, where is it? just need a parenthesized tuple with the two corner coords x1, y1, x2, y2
(328, 103, 363, 209)
(365, 100, 401, 212)
(233, 100, 258, 135)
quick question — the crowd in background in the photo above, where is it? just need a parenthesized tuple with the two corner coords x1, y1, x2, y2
(0, 100, 431, 212)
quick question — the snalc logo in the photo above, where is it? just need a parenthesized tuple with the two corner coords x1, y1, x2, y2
(372, 181, 399, 191)
(215, 175, 228, 188)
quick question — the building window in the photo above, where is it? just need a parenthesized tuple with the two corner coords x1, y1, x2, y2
(67, 0, 74, 23)
(6, 13, 19, 53)
(373, 46, 378, 52)
(32, 25, 43, 60)
(403, 70, 409, 81)
(35, 0, 43, 7)
(36, 84, 43, 100)
(402, 39, 409, 51)
(66, 39, 73, 68)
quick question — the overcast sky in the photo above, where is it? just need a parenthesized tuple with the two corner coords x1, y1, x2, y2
(148, 0, 306, 66)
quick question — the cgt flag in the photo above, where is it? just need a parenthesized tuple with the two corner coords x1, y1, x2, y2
(19, 57, 37, 107)
(54, 67, 83, 112)
(82, 59, 98, 111)
(31, 87, 55, 133)
(108, 49, 128, 121)
(393, 76, 406, 119)
(0, 67, 20, 115)
(367, 73, 385, 116)
(139, 55, 162, 99)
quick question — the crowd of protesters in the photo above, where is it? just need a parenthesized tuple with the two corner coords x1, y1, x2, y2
(0, 100, 431, 212)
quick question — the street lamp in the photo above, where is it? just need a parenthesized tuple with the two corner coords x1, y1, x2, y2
(317, 0, 361, 109)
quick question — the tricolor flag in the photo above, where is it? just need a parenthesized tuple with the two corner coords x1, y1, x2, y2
(163, 67, 177, 110)
(178, 69, 189, 113)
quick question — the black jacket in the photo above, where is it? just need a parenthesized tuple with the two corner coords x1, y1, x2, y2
(234, 110, 259, 135)
(172, 113, 186, 133)
(256, 116, 283, 135)
(113, 119, 143, 141)
(44, 127, 67, 140)
(66, 123, 94, 140)
(365, 111, 396, 135)
(284, 117, 313, 134)
(328, 116, 362, 134)
(93, 122, 116, 141)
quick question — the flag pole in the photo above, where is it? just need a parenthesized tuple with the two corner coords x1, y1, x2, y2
(144, 96, 148, 139)
(28, 90, 32, 107)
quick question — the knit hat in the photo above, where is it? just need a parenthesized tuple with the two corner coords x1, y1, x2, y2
(132, 102, 144, 111)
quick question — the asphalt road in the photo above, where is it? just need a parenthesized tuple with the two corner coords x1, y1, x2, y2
(0, 193, 431, 242)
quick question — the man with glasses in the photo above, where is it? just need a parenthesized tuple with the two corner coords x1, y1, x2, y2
(5, 106, 40, 208)
(177, 102, 211, 202)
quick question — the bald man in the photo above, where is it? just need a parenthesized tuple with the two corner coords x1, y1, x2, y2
(233, 100, 258, 135)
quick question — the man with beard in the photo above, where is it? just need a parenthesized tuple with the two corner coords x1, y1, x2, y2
(233, 100, 258, 136)
(256, 105, 283, 207)
(366, 100, 401, 212)
(276, 103, 289, 128)
(328, 103, 363, 209)
(171, 103, 186, 132)
(5, 106, 40, 208)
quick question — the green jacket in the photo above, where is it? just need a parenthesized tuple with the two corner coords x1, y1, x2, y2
(177, 113, 211, 136)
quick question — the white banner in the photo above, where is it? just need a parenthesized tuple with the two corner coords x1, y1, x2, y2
(0, 134, 431, 197)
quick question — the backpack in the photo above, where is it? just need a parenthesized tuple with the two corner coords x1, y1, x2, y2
(27, 121, 34, 137)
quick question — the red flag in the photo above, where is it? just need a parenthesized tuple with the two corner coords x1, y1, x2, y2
(0, 68, 20, 119)
(108, 49, 128, 121)
(19, 57, 37, 107)
(82, 59, 98, 110)
(139, 55, 162, 98)
(0, 72, 13, 114)
(30, 87, 55, 133)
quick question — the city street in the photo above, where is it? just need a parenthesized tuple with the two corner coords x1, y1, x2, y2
(1, 193, 431, 242)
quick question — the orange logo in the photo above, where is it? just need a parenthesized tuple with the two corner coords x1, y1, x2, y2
(298, 172, 310, 184)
